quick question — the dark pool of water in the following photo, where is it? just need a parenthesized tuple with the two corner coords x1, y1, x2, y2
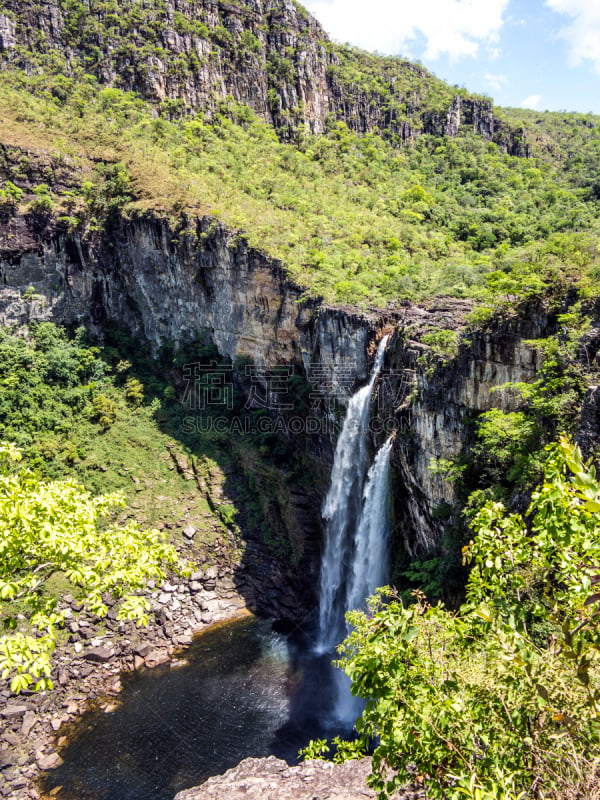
(42, 616, 349, 800)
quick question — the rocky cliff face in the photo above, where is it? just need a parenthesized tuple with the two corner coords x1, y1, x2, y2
(0, 143, 381, 396)
(0, 174, 574, 561)
(0, 210, 381, 399)
(376, 304, 548, 552)
(1, 146, 591, 571)
(0, 0, 524, 150)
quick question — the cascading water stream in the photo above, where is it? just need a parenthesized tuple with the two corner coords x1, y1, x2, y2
(345, 435, 393, 615)
(332, 435, 393, 724)
(317, 335, 389, 653)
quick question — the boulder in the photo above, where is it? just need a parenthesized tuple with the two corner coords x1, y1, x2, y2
(0, 751, 16, 770)
(37, 752, 63, 771)
(183, 525, 197, 540)
(173, 756, 422, 800)
(83, 646, 113, 663)
(21, 711, 37, 737)
(144, 649, 169, 668)
(0, 705, 28, 718)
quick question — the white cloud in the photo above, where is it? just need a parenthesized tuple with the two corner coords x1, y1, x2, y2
(301, 0, 510, 61)
(520, 93, 543, 109)
(484, 72, 507, 91)
(545, 0, 600, 72)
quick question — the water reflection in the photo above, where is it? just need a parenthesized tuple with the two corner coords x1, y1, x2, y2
(42, 616, 351, 800)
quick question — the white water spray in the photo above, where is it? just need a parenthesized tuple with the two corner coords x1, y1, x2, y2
(330, 435, 393, 724)
(317, 335, 389, 654)
(345, 435, 393, 615)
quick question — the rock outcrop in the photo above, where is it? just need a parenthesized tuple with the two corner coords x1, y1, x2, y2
(0, 0, 524, 150)
(378, 302, 547, 550)
(174, 756, 424, 800)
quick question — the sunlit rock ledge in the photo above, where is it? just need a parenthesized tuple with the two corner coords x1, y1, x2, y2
(174, 755, 425, 800)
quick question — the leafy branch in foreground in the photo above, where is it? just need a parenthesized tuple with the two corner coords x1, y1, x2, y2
(0, 442, 181, 694)
(314, 437, 600, 800)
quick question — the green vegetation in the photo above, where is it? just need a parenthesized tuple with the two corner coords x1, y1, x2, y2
(0, 321, 319, 565)
(0, 314, 334, 690)
(2, 65, 600, 306)
(395, 300, 595, 604)
(0, 0, 599, 307)
(308, 438, 600, 800)
(0, 441, 180, 693)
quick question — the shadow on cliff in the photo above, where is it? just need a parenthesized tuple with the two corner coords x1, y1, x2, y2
(98, 323, 333, 628)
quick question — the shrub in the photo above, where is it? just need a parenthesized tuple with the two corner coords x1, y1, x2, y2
(92, 394, 118, 429)
(316, 437, 600, 800)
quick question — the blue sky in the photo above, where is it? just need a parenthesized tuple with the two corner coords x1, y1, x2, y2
(301, 0, 600, 114)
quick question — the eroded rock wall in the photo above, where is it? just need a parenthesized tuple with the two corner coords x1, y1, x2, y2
(0, 212, 380, 401)
(0, 0, 523, 148)
(0, 200, 568, 560)
(377, 302, 561, 551)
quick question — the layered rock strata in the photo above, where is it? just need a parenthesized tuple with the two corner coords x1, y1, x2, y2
(0, 0, 525, 149)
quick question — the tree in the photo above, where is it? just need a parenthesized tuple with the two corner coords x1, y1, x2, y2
(0, 442, 180, 694)
(333, 436, 600, 800)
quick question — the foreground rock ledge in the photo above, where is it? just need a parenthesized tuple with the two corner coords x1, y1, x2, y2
(174, 756, 425, 800)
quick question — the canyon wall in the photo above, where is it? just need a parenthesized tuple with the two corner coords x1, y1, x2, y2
(0, 185, 574, 562)
(2, 143, 593, 566)
(0, 194, 385, 609)
(0, 211, 380, 399)
(377, 305, 547, 552)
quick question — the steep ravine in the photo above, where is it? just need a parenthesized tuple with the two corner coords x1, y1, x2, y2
(3, 197, 593, 568)
(1, 200, 596, 799)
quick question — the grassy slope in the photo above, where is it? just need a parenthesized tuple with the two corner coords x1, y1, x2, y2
(0, 323, 315, 569)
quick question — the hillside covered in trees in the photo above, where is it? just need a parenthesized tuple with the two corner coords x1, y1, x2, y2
(1, 2, 600, 800)
(0, 0, 599, 307)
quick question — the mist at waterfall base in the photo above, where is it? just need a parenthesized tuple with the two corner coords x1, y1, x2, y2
(41, 617, 353, 800)
(43, 339, 393, 800)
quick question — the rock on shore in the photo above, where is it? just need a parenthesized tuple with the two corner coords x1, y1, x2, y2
(174, 756, 425, 800)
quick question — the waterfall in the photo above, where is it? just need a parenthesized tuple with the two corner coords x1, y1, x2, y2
(317, 335, 389, 653)
(322, 435, 394, 725)
(345, 436, 393, 616)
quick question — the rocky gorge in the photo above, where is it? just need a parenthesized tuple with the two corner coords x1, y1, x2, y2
(2, 151, 600, 795)
(1, 175, 599, 800)
(0, 0, 599, 796)
(3, 156, 596, 558)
